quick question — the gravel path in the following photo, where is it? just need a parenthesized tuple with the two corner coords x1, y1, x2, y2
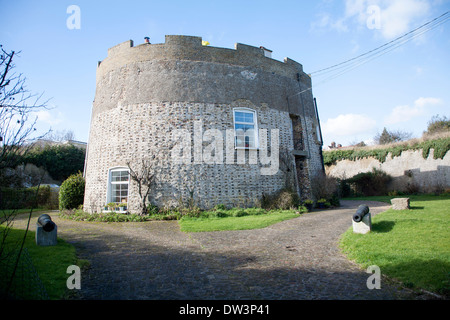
(14, 200, 418, 300)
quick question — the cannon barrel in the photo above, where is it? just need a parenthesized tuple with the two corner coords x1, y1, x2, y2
(352, 205, 370, 223)
(37, 214, 56, 232)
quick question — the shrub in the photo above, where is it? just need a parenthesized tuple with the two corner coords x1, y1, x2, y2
(214, 210, 229, 218)
(0, 185, 57, 210)
(233, 209, 248, 217)
(261, 188, 300, 210)
(347, 168, 392, 196)
(59, 172, 85, 210)
(298, 205, 308, 213)
(214, 204, 227, 211)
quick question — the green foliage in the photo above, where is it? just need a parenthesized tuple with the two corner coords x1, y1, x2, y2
(323, 137, 450, 166)
(24, 145, 86, 182)
(0, 185, 57, 210)
(298, 205, 309, 213)
(213, 203, 227, 211)
(425, 114, 450, 135)
(60, 209, 163, 222)
(346, 168, 392, 196)
(58, 172, 85, 210)
(261, 188, 301, 210)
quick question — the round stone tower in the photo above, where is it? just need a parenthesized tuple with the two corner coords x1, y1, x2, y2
(83, 35, 324, 213)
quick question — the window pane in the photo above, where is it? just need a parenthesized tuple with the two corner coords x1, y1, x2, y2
(234, 110, 256, 148)
(244, 113, 254, 123)
(109, 170, 129, 203)
(235, 112, 246, 122)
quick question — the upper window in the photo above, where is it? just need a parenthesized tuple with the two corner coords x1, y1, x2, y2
(233, 109, 258, 148)
(108, 168, 129, 203)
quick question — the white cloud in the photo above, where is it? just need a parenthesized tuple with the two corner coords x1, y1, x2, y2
(322, 113, 377, 137)
(384, 97, 443, 124)
(378, 0, 430, 39)
(313, 0, 431, 39)
(32, 110, 64, 126)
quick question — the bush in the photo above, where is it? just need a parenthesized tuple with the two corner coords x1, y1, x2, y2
(59, 172, 85, 210)
(261, 188, 300, 210)
(214, 210, 229, 218)
(347, 168, 392, 196)
(0, 185, 57, 210)
(232, 209, 248, 217)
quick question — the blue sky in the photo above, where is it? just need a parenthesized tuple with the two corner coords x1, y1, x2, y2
(1, 0, 449, 148)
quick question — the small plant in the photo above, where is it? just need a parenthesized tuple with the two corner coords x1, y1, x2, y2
(214, 203, 227, 211)
(303, 199, 314, 211)
(298, 205, 308, 213)
(232, 209, 248, 217)
(214, 210, 228, 218)
(317, 198, 331, 208)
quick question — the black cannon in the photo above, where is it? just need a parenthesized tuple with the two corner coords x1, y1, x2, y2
(37, 214, 56, 232)
(352, 205, 370, 223)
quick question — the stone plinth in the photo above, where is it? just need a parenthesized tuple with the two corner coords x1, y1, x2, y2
(391, 198, 410, 210)
(352, 212, 371, 234)
(36, 224, 57, 246)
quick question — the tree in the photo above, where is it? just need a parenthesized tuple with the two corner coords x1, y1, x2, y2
(374, 127, 412, 145)
(24, 144, 86, 182)
(0, 45, 49, 171)
(424, 114, 450, 136)
(127, 159, 155, 215)
(46, 129, 75, 142)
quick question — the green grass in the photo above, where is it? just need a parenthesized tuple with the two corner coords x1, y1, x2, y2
(339, 194, 450, 296)
(1, 208, 48, 215)
(179, 209, 300, 232)
(0, 225, 81, 300)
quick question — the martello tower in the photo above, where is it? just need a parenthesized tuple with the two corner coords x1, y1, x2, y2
(83, 35, 324, 213)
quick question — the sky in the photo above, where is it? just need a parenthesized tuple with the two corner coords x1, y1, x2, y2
(0, 0, 449, 148)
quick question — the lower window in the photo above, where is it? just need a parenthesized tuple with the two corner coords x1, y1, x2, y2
(108, 168, 129, 203)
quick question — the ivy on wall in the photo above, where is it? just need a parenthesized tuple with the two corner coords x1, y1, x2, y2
(323, 137, 450, 166)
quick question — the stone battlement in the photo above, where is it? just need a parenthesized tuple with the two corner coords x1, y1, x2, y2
(99, 35, 305, 82)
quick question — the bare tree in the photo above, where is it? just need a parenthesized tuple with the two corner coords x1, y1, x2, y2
(0, 45, 49, 170)
(127, 159, 156, 215)
(374, 127, 412, 145)
(46, 129, 75, 142)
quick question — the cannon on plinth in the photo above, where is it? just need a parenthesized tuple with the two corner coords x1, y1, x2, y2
(36, 214, 57, 246)
(352, 205, 371, 234)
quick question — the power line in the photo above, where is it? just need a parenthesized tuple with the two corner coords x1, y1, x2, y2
(289, 11, 450, 98)
(310, 11, 449, 76)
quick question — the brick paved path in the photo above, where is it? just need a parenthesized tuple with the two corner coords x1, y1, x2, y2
(16, 200, 418, 300)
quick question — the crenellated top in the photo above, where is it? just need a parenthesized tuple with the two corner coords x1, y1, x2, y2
(99, 35, 305, 81)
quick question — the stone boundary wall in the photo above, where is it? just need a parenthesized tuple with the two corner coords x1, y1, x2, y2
(325, 149, 450, 192)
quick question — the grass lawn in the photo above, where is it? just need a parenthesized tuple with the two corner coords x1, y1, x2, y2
(179, 209, 300, 232)
(0, 223, 83, 300)
(339, 194, 450, 296)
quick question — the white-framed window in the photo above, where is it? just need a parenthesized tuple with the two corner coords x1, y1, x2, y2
(107, 167, 130, 203)
(233, 108, 258, 149)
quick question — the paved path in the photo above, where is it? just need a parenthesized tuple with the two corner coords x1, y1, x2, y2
(15, 201, 418, 300)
